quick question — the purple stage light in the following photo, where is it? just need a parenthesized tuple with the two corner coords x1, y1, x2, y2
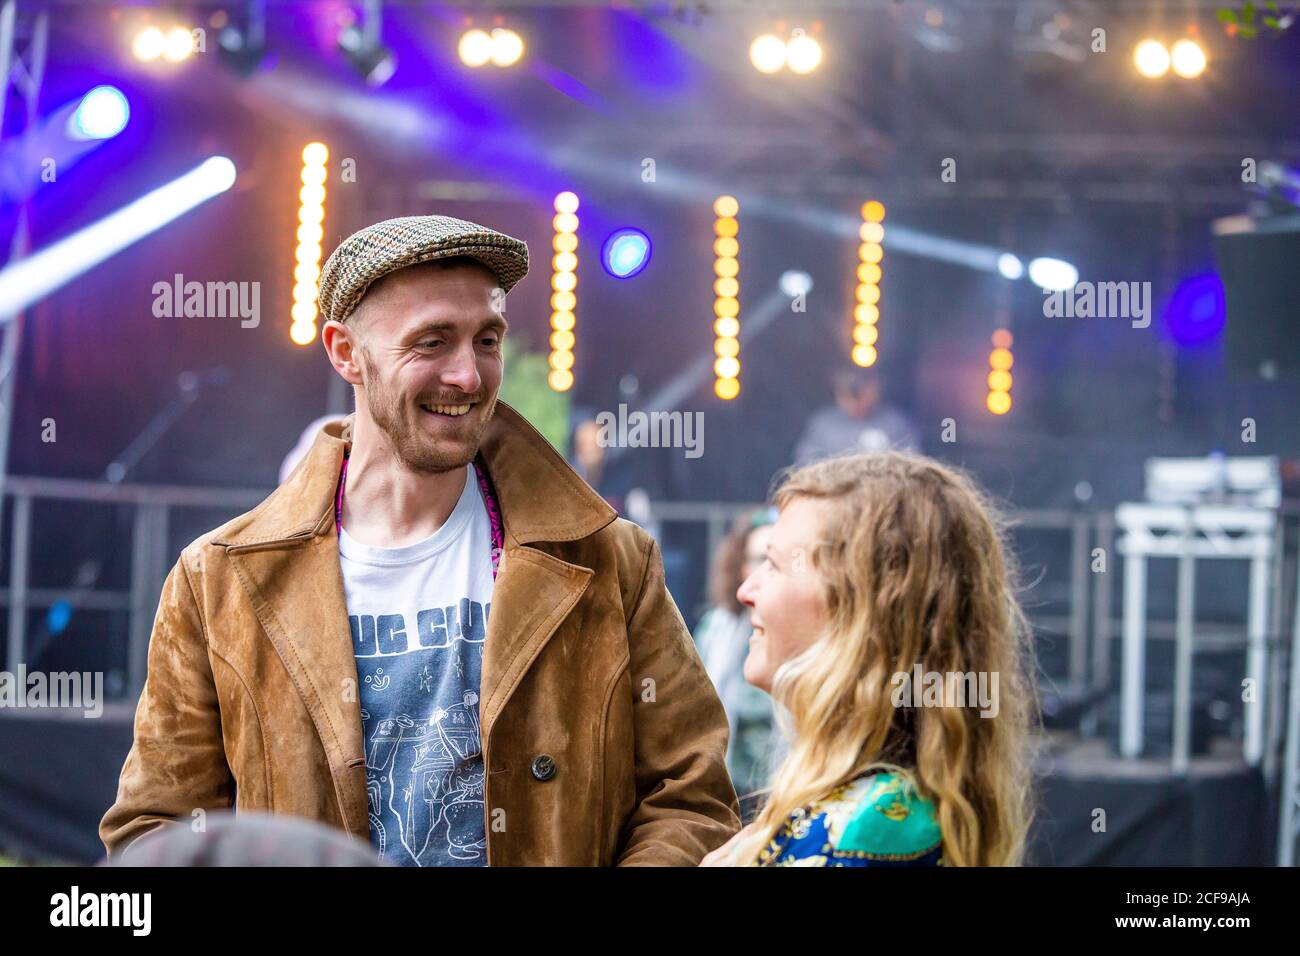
(1164, 272, 1226, 346)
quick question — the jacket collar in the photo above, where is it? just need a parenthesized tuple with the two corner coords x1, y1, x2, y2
(211, 400, 618, 550)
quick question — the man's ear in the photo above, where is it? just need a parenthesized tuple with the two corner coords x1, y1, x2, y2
(322, 320, 364, 387)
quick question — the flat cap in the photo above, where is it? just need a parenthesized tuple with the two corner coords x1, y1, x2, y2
(318, 214, 530, 325)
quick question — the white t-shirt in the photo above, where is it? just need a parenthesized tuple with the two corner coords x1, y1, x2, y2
(339, 464, 495, 867)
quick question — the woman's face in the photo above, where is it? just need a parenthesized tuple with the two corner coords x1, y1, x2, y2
(736, 497, 831, 694)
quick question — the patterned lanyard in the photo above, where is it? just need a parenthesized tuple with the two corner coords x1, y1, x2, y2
(334, 451, 504, 580)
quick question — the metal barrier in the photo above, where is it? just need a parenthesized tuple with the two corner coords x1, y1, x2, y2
(1, 477, 1293, 767)
(3, 475, 1299, 862)
(1, 475, 266, 698)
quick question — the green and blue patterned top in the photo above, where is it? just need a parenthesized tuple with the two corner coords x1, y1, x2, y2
(755, 771, 943, 867)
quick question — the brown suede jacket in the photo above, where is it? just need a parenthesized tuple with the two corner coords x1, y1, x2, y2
(99, 401, 740, 865)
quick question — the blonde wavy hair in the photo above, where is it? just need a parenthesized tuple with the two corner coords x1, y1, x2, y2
(730, 451, 1038, 866)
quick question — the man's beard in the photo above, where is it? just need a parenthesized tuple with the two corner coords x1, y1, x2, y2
(359, 348, 496, 474)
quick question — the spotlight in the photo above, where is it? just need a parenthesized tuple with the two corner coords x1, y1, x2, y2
(163, 26, 197, 63)
(218, 3, 268, 78)
(340, 32, 396, 86)
(750, 29, 822, 75)
(1027, 256, 1078, 291)
(459, 27, 525, 68)
(997, 253, 1024, 280)
(786, 32, 823, 74)
(1134, 38, 1170, 78)
(1170, 38, 1207, 78)
(338, 1, 396, 87)
(1164, 272, 1225, 346)
(458, 29, 492, 67)
(779, 270, 813, 298)
(602, 228, 652, 279)
(490, 28, 525, 67)
(132, 26, 166, 62)
(749, 34, 786, 73)
(67, 86, 130, 141)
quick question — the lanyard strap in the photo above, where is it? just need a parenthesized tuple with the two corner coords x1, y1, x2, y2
(334, 451, 504, 580)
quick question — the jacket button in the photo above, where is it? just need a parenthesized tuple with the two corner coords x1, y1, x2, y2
(530, 754, 556, 781)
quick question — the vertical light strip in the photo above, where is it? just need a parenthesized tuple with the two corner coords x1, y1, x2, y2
(713, 195, 740, 400)
(987, 328, 1013, 414)
(549, 191, 579, 392)
(853, 199, 884, 366)
(290, 142, 328, 346)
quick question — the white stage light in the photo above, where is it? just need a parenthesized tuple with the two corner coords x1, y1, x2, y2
(750, 34, 786, 74)
(458, 29, 492, 67)
(1134, 38, 1170, 78)
(491, 28, 525, 67)
(997, 253, 1025, 280)
(786, 34, 822, 74)
(0, 157, 236, 319)
(779, 270, 813, 297)
(132, 26, 166, 62)
(1170, 39, 1207, 78)
(1027, 256, 1079, 291)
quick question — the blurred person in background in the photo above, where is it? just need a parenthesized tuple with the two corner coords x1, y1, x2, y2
(793, 364, 919, 466)
(702, 451, 1037, 866)
(568, 406, 666, 518)
(694, 507, 780, 799)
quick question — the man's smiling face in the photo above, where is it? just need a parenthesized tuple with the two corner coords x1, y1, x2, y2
(347, 258, 507, 473)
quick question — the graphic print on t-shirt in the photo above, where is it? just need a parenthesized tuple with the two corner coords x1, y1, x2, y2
(353, 598, 490, 867)
(339, 462, 495, 867)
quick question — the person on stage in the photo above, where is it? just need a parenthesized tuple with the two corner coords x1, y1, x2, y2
(101, 215, 740, 866)
(701, 451, 1037, 866)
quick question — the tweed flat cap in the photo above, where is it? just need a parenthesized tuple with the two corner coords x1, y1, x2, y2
(318, 215, 530, 325)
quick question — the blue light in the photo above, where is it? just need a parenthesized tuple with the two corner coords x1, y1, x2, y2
(46, 600, 73, 636)
(1164, 272, 1226, 346)
(602, 228, 652, 279)
(68, 86, 130, 141)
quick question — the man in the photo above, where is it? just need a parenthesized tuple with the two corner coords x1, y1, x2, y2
(792, 363, 919, 467)
(100, 215, 740, 866)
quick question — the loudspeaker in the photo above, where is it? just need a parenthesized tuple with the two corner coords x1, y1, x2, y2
(1214, 220, 1300, 378)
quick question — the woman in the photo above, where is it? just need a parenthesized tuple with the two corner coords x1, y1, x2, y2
(693, 508, 779, 798)
(702, 451, 1037, 866)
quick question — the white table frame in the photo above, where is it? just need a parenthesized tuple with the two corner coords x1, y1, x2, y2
(1116, 503, 1276, 772)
